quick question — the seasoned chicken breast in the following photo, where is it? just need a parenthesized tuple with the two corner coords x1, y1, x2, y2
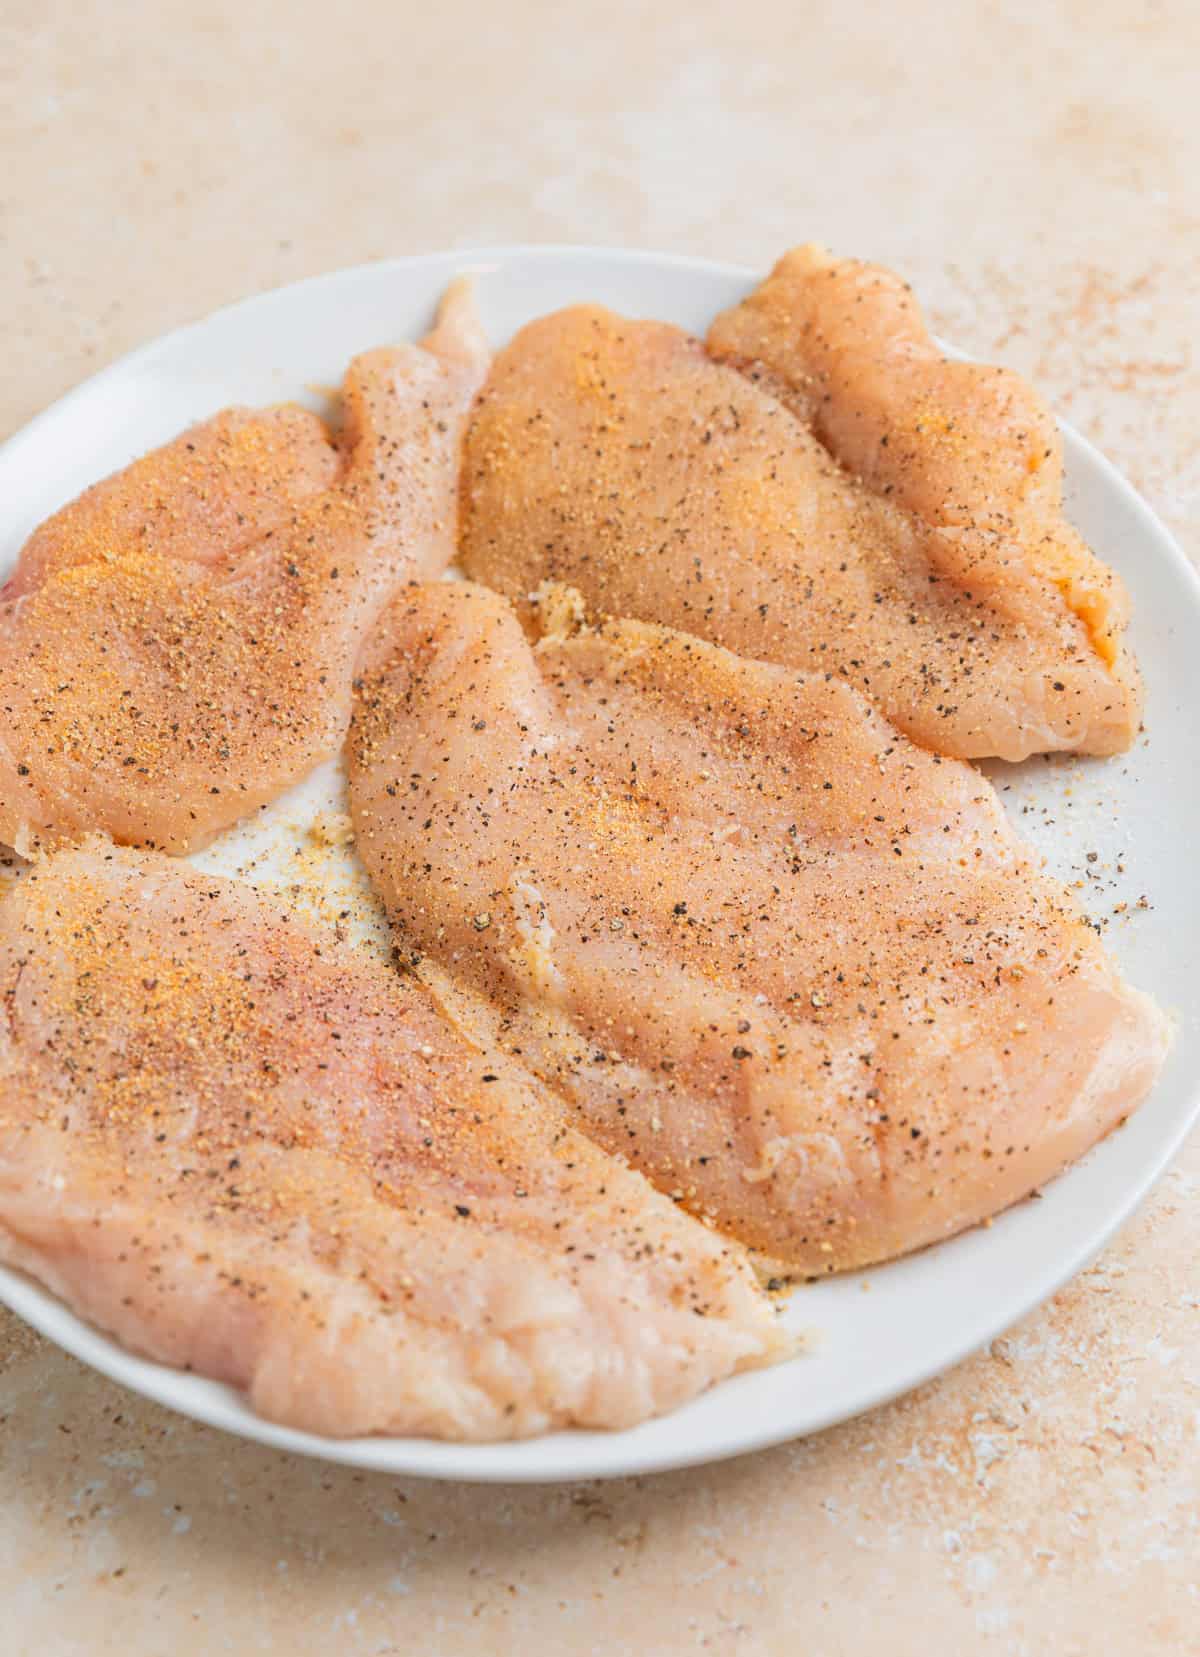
(348, 583, 1168, 1273)
(708, 245, 1132, 681)
(460, 268, 1139, 762)
(0, 843, 779, 1439)
(0, 282, 487, 857)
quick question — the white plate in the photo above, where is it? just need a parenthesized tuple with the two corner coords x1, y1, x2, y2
(1, 246, 1197, 1484)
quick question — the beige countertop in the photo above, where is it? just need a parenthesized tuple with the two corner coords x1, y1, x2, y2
(3, 2, 1198, 1650)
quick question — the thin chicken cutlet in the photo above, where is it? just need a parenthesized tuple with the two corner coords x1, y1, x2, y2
(0, 843, 780, 1438)
(0, 283, 487, 857)
(348, 583, 1167, 1273)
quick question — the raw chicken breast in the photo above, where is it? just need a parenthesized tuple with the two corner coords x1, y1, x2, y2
(348, 583, 1168, 1273)
(0, 843, 779, 1439)
(0, 282, 487, 857)
(460, 276, 1139, 762)
(708, 245, 1131, 679)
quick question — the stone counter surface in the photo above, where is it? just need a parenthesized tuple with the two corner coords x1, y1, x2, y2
(2, 2, 1197, 1651)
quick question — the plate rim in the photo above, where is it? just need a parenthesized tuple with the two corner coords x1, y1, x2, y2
(1, 242, 1197, 1483)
